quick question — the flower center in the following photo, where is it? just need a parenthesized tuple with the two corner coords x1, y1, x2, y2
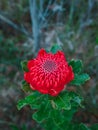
(43, 60, 57, 73)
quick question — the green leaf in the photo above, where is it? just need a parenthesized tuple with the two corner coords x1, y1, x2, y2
(51, 91, 83, 110)
(17, 99, 27, 110)
(50, 44, 62, 54)
(69, 60, 90, 86)
(50, 110, 65, 126)
(68, 59, 82, 74)
(32, 102, 50, 123)
(30, 104, 40, 110)
(17, 92, 41, 110)
(71, 74, 90, 86)
(51, 92, 71, 110)
(63, 108, 77, 122)
(21, 60, 28, 72)
(44, 117, 61, 130)
(50, 109, 77, 126)
(72, 96, 83, 107)
(21, 80, 33, 93)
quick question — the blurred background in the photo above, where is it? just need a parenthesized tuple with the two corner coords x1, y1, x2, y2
(0, 0, 98, 129)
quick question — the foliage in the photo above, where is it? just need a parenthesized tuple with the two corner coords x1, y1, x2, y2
(21, 60, 29, 72)
(50, 44, 62, 54)
(69, 60, 90, 86)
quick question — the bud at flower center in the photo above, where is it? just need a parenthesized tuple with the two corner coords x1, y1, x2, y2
(43, 60, 57, 73)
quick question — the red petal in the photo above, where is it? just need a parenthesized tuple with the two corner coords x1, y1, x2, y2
(55, 51, 66, 61)
(38, 49, 47, 57)
(24, 72, 30, 83)
(30, 84, 36, 90)
(28, 60, 34, 69)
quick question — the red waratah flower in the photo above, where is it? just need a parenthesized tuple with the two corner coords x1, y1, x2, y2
(24, 49, 74, 96)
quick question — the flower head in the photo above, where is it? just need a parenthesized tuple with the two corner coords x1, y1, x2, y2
(24, 49, 74, 96)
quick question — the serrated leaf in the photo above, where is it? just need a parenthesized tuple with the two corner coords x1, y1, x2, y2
(50, 110, 65, 125)
(72, 96, 83, 107)
(63, 108, 78, 122)
(68, 92, 83, 108)
(51, 91, 83, 111)
(17, 99, 27, 110)
(50, 44, 62, 54)
(51, 92, 71, 110)
(30, 104, 40, 110)
(17, 92, 41, 110)
(71, 74, 90, 86)
(32, 102, 50, 123)
(71, 92, 83, 107)
(21, 60, 28, 72)
(44, 120, 58, 130)
(21, 80, 33, 93)
(68, 59, 82, 74)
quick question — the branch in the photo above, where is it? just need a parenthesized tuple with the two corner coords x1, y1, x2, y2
(29, 0, 41, 52)
(0, 14, 32, 38)
(44, 0, 53, 17)
(40, 0, 56, 28)
(39, 0, 45, 25)
(87, 0, 94, 19)
(40, 0, 44, 16)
